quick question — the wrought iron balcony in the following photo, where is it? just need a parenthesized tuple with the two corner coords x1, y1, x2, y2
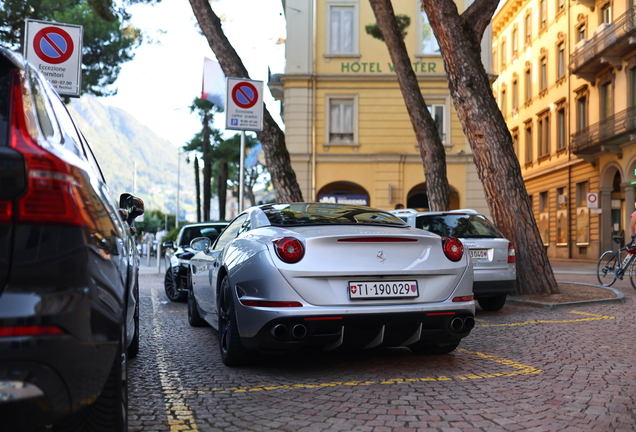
(570, 6, 636, 76)
(570, 105, 636, 154)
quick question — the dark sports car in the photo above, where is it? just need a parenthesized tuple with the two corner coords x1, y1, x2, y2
(0, 48, 142, 431)
(163, 222, 228, 302)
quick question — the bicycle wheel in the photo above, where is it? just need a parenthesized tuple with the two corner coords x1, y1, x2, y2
(597, 250, 619, 287)
(630, 257, 636, 290)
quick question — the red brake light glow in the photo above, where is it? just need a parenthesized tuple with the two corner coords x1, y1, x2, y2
(508, 242, 516, 264)
(239, 300, 302, 307)
(0, 326, 63, 337)
(443, 237, 464, 262)
(452, 295, 474, 302)
(275, 237, 304, 263)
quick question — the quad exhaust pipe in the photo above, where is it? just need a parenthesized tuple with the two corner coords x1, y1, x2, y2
(449, 316, 476, 332)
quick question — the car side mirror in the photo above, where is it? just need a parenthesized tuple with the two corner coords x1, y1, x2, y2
(119, 193, 145, 226)
(163, 240, 175, 250)
(190, 237, 211, 252)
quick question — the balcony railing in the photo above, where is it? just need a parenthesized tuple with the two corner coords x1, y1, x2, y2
(570, 105, 636, 154)
(570, 6, 636, 74)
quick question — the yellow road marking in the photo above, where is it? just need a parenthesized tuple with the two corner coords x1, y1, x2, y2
(477, 310, 615, 327)
(152, 288, 198, 431)
(184, 349, 541, 394)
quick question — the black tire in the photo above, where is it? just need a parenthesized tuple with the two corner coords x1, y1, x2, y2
(164, 268, 186, 302)
(477, 295, 507, 311)
(409, 340, 460, 355)
(55, 326, 128, 431)
(188, 283, 208, 327)
(218, 276, 249, 366)
(128, 277, 140, 359)
(597, 250, 619, 287)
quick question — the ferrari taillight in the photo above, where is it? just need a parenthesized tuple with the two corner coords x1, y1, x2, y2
(275, 237, 304, 263)
(443, 237, 464, 262)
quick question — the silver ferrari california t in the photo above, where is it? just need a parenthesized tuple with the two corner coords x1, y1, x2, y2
(187, 203, 475, 366)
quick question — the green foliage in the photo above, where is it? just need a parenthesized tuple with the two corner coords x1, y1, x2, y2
(0, 0, 142, 97)
(365, 14, 411, 41)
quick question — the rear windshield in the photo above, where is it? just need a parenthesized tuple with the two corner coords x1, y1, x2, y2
(416, 214, 504, 238)
(0, 57, 12, 147)
(262, 203, 407, 227)
(180, 225, 226, 247)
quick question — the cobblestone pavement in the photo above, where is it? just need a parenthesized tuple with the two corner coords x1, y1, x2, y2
(128, 272, 636, 432)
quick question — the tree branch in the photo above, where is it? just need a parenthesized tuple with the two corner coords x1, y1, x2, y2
(460, 0, 499, 44)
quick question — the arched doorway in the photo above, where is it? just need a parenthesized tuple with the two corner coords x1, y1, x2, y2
(406, 183, 459, 211)
(317, 181, 370, 206)
(599, 163, 624, 252)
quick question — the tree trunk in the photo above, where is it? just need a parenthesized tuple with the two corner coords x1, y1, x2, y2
(421, 0, 558, 295)
(188, 0, 303, 203)
(218, 162, 228, 221)
(202, 113, 211, 221)
(194, 156, 201, 223)
(369, 0, 450, 211)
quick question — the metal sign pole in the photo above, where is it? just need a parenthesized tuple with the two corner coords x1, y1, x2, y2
(239, 130, 246, 213)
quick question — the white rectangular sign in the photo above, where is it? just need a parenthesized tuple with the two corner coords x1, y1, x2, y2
(225, 77, 264, 132)
(24, 19, 83, 98)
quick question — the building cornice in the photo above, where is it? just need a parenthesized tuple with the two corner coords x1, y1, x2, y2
(493, 0, 530, 39)
(312, 153, 474, 164)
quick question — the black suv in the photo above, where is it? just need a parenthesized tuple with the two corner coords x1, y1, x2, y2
(0, 48, 143, 431)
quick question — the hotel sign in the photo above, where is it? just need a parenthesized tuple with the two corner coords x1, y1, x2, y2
(339, 61, 440, 74)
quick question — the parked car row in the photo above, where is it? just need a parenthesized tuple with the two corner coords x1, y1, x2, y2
(0, 48, 143, 431)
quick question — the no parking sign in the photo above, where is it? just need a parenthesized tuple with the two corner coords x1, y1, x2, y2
(587, 192, 598, 209)
(24, 19, 83, 97)
(225, 78, 264, 131)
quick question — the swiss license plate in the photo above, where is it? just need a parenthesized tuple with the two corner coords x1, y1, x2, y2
(349, 281, 419, 299)
(469, 249, 488, 259)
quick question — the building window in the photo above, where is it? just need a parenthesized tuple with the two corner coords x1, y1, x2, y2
(512, 27, 519, 57)
(525, 10, 532, 45)
(557, 106, 566, 149)
(631, 68, 636, 106)
(538, 110, 550, 157)
(327, 2, 358, 55)
(501, 38, 507, 68)
(556, 186, 568, 245)
(577, 95, 587, 131)
(419, 5, 440, 55)
(540, 0, 547, 29)
(493, 48, 498, 74)
(577, 24, 586, 42)
(601, 3, 612, 24)
(557, 0, 565, 14)
(557, 42, 565, 78)
(601, 81, 613, 120)
(539, 191, 549, 246)
(525, 66, 532, 102)
(512, 77, 519, 111)
(525, 120, 533, 164)
(427, 104, 445, 141)
(501, 89, 507, 117)
(512, 127, 520, 158)
(576, 181, 590, 246)
(328, 97, 356, 144)
(540, 54, 547, 92)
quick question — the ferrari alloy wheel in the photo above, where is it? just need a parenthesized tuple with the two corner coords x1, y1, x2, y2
(218, 276, 249, 366)
(164, 268, 186, 302)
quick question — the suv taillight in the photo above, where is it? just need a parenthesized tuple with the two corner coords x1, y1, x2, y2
(10, 70, 94, 228)
(508, 242, 515, 264)
(443, 237, 464, 262)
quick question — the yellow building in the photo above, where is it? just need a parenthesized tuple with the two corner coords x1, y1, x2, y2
(493, 0, 636, 259)
(269, 0, 492, 213)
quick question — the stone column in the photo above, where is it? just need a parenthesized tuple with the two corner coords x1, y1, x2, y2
(600, 187, 613, 253)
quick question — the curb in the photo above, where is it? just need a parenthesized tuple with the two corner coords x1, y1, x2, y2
(507, 281, 625, 310)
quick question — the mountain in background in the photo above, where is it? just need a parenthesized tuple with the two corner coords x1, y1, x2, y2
(68, 96, 198, 217)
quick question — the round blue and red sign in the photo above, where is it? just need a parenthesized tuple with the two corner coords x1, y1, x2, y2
(33, 27, 74, 65)
(231, 82, 258, 109)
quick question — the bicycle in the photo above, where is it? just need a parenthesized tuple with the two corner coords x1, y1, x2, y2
(597, 235, 636, 288)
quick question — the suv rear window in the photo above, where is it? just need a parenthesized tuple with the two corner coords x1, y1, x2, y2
(0, 58, 12, 147)
(261, 203, 407, 227)
(416, 214, 504, 238)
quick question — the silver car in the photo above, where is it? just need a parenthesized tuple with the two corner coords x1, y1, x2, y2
(391, 209, 516, 311)
(188, 203, 474, 366)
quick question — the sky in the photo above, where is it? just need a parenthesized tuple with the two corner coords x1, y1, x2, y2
(103, 0, 286, 148)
